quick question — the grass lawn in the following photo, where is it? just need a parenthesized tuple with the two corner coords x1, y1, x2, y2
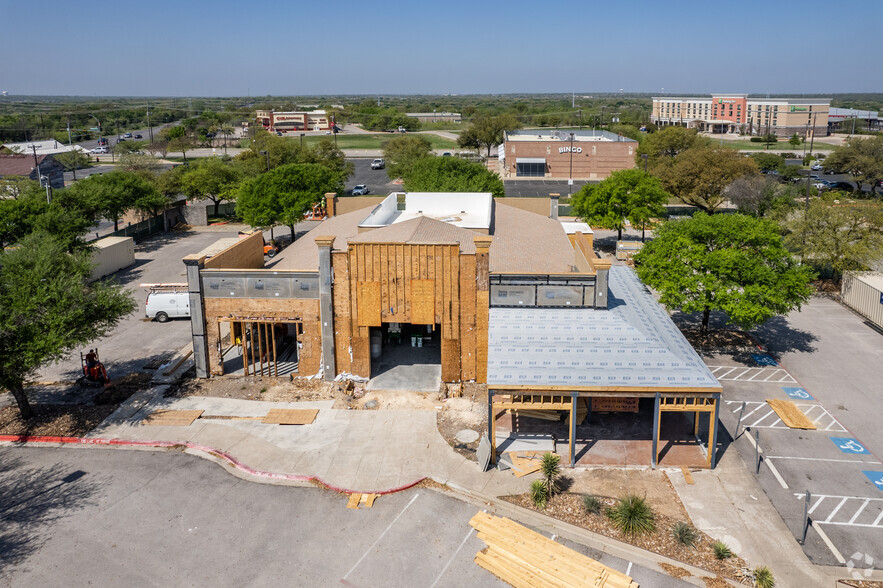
(300, 133, 457, 150)
(716, 139, 830, 152)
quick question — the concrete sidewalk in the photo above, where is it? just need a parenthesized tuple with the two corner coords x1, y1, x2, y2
(89, 386, 531, 497)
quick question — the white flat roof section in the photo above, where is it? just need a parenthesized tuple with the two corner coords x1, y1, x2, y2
(486, 266, 721, 390)
(358, 192, 493, 231)
(560, 222, 593, 235)
(505, 129, 637, 143)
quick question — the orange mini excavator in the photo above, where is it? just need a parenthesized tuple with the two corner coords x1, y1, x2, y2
(78, 349, 110, 388)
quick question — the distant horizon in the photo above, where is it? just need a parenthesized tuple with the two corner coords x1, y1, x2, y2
(2, 0, 879, 96)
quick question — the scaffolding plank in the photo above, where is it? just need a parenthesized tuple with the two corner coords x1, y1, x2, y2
(143, 409, 204, 426)
(262, 408, 319, 425)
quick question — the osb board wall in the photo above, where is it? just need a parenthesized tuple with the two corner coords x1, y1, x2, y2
(333, 196, 386, 216)
(203, 297, 321, 376)
(496, 197, 550, 217)
(570, 232, 598, 273)
(203, 231, 265, 269)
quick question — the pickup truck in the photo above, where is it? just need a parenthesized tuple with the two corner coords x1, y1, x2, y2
(371, 158, 385, 170)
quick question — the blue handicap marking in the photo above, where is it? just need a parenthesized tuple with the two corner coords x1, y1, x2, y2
(831, 437, 870, 454)
(752, 354, 778, 366)
(782, 386, 814, 400)
(863, 471, 883, 491)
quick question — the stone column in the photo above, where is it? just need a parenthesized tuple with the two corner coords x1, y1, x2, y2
(549, 193, 560, 219)
(182, 254, 209, 378)
(324, 192, 337, 217)
(593, 258, 611, 309)
(315, 236, 336, 380)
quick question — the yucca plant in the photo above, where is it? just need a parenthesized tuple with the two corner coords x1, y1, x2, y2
(605, 494, 656, 536)
(529, 479, 549, 509)
(753, 565, 775, 588)
(582, 494, 603, 515)
(671, 521, 698, 548)
(540, 452, 560, 497)
(711, 541, 733, 560)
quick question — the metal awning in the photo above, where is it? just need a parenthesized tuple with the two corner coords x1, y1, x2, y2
(516, 158, 546, 164)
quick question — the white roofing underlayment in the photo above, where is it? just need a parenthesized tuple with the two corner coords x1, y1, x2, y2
(486, 266, 720, 389)
(359, 192, 493, 231)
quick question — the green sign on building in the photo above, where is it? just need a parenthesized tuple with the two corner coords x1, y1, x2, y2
(790, 106, 807, 112)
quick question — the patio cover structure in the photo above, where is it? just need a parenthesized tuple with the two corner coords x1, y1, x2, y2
(486, 266, 723, 468)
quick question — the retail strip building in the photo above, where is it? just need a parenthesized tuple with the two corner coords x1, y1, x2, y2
(183, 193, 722, 468)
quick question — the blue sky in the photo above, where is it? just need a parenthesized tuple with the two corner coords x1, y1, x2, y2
(1, 0, 878, 96)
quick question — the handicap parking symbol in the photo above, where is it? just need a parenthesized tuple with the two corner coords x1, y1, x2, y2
(782, 387, 814, 400)
(751, 353, 778, 366)
(831, 437, 870, 454)
(863, 471, 883, 491)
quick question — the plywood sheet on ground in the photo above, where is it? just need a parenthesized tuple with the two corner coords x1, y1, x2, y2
(143, 409, 204, 426)
(262, 408, 319, 425)
(766, 399, 816, 430)
(505, 451, 545, 477)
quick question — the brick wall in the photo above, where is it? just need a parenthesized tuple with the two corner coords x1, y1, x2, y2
(504, 140, 636, 180)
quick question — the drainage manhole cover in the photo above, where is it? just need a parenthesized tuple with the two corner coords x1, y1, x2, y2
(455, 429, 480, 444)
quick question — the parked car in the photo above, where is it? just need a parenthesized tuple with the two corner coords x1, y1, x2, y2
(90, 146, 108, 154)
(810, 163, 823, 171)
(146, 290, 190, 322)
(371, 158, 385, 170)
(809, 174, 821, 179)
(123, 132, 133, 138)
(352, 184, 370, 195)
(117, 137, 126, 143)
(812, 181, 830, 190)
(276, 131, 283, 136)
(442, 152, 452, 157)
(823, 168, 836, 175)
(134, 133, 143, 139)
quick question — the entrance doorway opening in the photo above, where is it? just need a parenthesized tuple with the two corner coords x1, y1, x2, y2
(220, 320, 301, 377)
(367, 323, 441, 391)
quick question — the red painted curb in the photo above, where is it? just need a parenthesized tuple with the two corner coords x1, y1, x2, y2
(0, 435, 425, 495)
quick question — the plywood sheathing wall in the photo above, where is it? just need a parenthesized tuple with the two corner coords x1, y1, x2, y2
(336, 240, 487, 383)
(331, 250, 354, 374)
(203, 231, 265, 269)
(203, 298, 321, 376)
(474, 236, 491, 384)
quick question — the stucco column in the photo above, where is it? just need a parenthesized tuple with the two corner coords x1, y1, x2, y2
(593, 258, 611, 309)
(182, 254, 209, 378)
(315, 235, 336, 380)
(549, 193, 560, 219)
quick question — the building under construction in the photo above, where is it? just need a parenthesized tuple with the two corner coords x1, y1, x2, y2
(183, 192, 722, 468)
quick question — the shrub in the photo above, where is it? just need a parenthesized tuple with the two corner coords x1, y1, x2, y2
(753, 565, 775, 588)
(605, 494, 656, 536)
(540, 453, 561, 496)
(529, 479, 549, 509)
(671, 521, 698, 548)
(582, 494, 603, 514)
(711, 541, 733, 559)
(750, 137, 764, 143)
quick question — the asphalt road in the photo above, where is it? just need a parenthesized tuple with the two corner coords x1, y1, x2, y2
(35, 228, 242, 384)
(0, 447, 688, 587)
(503, 179, 595, 198)
(696, 298, 883, 569)
(345, 157, 398, 196)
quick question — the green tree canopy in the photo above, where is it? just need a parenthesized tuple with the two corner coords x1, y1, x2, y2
(236, 131, 352, 182)
(53, 149, 92, 181)
(654, 148, 759, 213)
(749, 152, 785, 173)
(65, 170, 159, 231)
(784, 196, 883, 282)
(634, 213, 814, 335)
(457, 114, 522, 156)
(403, 156, 505, 198)
(0, 233, 136, 418)
(635, 126, 710, 168)
(0, 181, 49, 248)
(236, 163, 343, 237)
(382, 134, 433, 180)
(724, 175, 797, 219)
(822, 135, 883, 191)
(572, 169, 668, 240)
(181, 157, 242, 216)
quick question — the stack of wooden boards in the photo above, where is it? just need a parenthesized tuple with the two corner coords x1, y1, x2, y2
(508, 398, 590, 426)
(470, 512, 638, 588)
(144, 408, 318, 426)
(346, 493, 379, 509)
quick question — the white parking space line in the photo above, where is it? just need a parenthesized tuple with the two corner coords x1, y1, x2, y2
(342, 493, 420, 581)
(765, 459, 789, 489)
(709, 366, 797, 383)
(429, 527, 474, 588)
(766, 456, 882, 465)
(795, 493, 883, 529)
(725, 401, 847, 432)
(813, 524, 847, 564)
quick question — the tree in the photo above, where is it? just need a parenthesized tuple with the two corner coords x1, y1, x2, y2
(404, 156, 505, 198)
(789, 134, 803, 150)
(654, 148, 759, 213)
(181, 157, 242, 217)
(236, 163, 342, 237)
(67, 170, 159, 231)
(382, 135, 433, 179)
(784, 196, 883, 282)
(0, 233, 136, 419)
(572, 169, 668, 241)
(218, 123, 235, 154)
(749, 152, 784, 173)
(822, 135, 883, 192)
(120, 152, 163, 182)
(167, 125, 195, 162)
(457, 114, 522, 157)
(0, 177, 38, 200)
(635, 126, 710, 168)
(634, 213, 814, 335)
(0, 183, 49, 248)
(724, 175, 794, 218)
(53, 149, 91, 181)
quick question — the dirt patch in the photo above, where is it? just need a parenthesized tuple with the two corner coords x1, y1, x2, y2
(659, 562, 692, 578)
(679, 327, 757, 351)
(566, 469, 689, 521)
(93, 372, 152, 405)
(166, 375, 343, 403)
(503, 492, 750, 584)
(702, 576, 732, 588)
(0, 404, 117, 437)
(812, 278, 841, 300)
(437, 396, 488, 461)
(839, 582, 883, 588)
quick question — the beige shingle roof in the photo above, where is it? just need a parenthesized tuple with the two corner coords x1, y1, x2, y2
(489, 203, 577, 274)
(349, 216, 478, 252)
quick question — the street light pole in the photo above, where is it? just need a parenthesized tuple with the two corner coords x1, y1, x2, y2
(259, 150, 270, 171)
(568, 132, 575, 196)
(300, 133, 305, 147)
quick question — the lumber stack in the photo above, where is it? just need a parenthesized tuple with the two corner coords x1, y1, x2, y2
(469, 511, 638, 588)
(565, 398, 590, 427)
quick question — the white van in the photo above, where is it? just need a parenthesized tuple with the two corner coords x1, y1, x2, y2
(145, 288, 190, 322)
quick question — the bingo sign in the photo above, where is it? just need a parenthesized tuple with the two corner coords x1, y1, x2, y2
(559, 146, 582, 154)
(831, 437, 870, 454)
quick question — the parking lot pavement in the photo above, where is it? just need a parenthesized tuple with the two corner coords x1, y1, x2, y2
(36, 227, 243, 384)
(503, 178, 597, 198)
(345, 157, 398, 195)
(705, 299, 883, 569)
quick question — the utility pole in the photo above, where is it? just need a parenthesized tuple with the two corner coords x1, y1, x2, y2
(147, 101, 154, 143)
(568, 132, 575, 197)
(66, 113, 73, 146)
